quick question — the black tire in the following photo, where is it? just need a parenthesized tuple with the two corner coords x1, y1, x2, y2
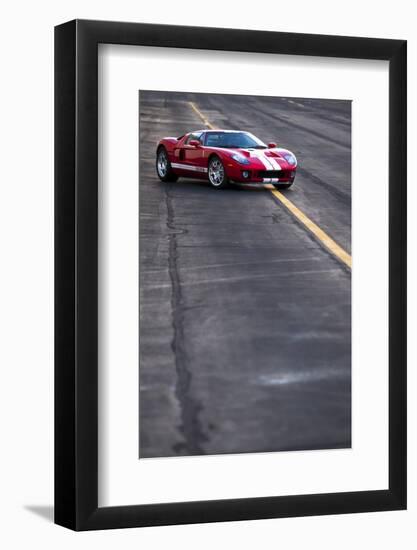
(156, 147, 178, 182)
(274, 183, 293, 190)
(208, 156, 229, 189)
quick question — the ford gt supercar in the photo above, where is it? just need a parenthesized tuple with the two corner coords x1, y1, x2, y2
(156, 130, 297, 189)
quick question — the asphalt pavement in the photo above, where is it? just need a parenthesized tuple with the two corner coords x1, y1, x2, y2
(139, 90, 351, 458)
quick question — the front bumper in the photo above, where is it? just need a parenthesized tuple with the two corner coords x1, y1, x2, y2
(229, 168, 297, 184)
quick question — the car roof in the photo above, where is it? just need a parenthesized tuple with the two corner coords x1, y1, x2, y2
(189, 129, 244, 134)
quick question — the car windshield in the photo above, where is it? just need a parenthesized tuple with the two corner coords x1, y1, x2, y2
(205, 132, 266, 149)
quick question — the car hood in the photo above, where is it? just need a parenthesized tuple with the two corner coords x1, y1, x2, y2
(226, 147, 297, 169)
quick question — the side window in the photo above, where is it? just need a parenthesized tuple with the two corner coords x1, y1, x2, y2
(186, 133, 202, 144)
(205, 133, 223, 146)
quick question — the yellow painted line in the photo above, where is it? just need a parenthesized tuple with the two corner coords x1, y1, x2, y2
(266, 184, 352, 269)
(188, 101, 351, 269)
(189, 101, 216, 129)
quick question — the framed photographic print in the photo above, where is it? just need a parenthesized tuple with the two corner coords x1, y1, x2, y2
(55, 20, 407, 530)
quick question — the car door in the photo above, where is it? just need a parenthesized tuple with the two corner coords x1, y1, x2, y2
(176, 132, 205, 176)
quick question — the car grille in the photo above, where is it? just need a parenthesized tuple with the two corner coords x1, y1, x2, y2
(258, 170, 295, 178)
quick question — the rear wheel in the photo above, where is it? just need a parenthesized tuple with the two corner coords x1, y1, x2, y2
(156, 148, 178, 182)
(208, 156, 229, 189)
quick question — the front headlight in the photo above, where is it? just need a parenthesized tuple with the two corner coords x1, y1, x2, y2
(283, 153, 297, 166)
(231, 153, 250, 165)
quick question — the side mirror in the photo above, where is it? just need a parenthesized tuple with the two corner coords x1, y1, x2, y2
(189, 139, 201, 147)
(268, 142, 277, 149)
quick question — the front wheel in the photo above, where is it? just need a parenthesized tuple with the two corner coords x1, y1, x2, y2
(208, 156, 229, 189)
(156, 148, 178, 182)
(274, 183, 293, 190)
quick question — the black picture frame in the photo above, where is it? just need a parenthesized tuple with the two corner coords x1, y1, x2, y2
(55, 19, 407, 531)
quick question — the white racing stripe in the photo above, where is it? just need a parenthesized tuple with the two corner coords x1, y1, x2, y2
(248, 149, 281, 182)
(248, 150, 272, 182)
(172, 152, 282, 181)
(267, 156, 282, 171)
(171, 162, 208, 173)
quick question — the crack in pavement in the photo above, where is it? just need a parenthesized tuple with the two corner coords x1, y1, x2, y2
(164, 184, 208, 455)
(296, 167, 351, 206)
(251, 102, 351, 150)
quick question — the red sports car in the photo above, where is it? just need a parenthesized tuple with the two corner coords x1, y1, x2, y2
(156, 130, 297, 189)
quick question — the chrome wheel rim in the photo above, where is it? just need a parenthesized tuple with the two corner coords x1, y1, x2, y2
(208, 159, 224, 186)
(157, 151, 168, 177)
